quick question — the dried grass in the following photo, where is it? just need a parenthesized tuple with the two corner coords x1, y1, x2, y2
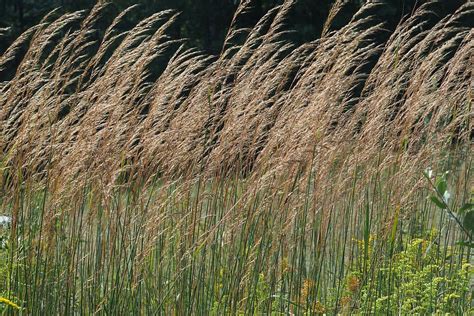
(0, 0, 472, 194)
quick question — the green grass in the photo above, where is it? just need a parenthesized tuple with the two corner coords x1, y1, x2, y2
(0, 151, 473, 314)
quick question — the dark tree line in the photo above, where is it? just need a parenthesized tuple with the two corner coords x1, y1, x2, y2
(0, 0, 435, 55)
(0, 0, 352, 54)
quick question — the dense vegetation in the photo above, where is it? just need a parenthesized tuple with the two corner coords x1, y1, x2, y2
(0, 0, 473, 314)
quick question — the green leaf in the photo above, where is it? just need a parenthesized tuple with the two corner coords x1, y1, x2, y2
(463, 210, 474, 233)
(436, 178, 447, 195)
(455, 241, 474, 248)
(459, 203, 474, 215)
(429, 195, 446, 210)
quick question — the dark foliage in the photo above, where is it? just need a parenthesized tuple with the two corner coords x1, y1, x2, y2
(0, 0, 429, 55)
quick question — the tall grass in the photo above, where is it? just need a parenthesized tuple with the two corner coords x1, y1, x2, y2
(1, 149, 473, 314)
(0, 0, 473, 314)
(0, 1, 471, 184)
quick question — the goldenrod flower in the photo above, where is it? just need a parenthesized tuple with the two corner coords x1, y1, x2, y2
(300, 279, 315, 302)
(312, 301, 326, 314)
(347, 275, 360, 293)
(0, 297, 20, 310)
(340, 295, 351, 307)
(281, 257, 291, 274)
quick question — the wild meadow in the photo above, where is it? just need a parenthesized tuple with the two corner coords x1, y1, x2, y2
(0, 0, 473, 314)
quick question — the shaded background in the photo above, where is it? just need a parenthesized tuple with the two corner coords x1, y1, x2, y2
(1, 0, 425, 55)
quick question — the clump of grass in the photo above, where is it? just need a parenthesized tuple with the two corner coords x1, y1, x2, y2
(0, 0, 472, 314)
(0, 149, 472, 314)
(0, 1, 471, 187)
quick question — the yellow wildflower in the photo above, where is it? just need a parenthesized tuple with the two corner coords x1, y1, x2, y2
(300, 279, 315, 303)
(312, 301, 326, 314)
(347, 274, 360, 293)
(281, 257, 291, 274)
(0, 297, 20, 309)
(340, 295, 351, 307)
